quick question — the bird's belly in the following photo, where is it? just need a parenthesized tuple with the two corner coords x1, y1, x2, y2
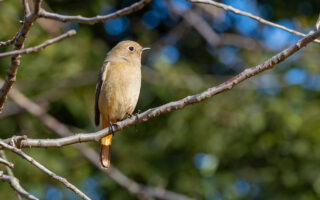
(99, 72, 141, 121)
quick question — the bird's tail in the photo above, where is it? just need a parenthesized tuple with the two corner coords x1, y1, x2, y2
(100, 117, 113, 168)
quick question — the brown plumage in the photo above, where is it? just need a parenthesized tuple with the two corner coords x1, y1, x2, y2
(95, 40, 149, 168)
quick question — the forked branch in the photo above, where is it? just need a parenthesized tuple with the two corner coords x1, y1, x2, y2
(0, 141, 91, 200)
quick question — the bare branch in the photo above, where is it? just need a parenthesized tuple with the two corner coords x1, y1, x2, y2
(0, 150, 22, 200)
(39, 0, 151, 25)
(4, 27, 320, 149)
(0, 173, 39, 200)
(0, 157, 14, 168)
(0, 0, 43, 113)
(0, 30, 76, 58)
(3, 84, 193, 200)
(0, 39, 15, 47)
(22, 0, 31, 16)
(33, 0, 42, 15)
(0, 141, 91, 200)
(316, 14, 320, 31)
(188, 0, 320, 44)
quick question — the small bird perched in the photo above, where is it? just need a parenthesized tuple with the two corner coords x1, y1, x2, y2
(95, 40, 149, 168)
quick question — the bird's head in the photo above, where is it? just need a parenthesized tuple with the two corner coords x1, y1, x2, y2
(107, 40, 150, 64)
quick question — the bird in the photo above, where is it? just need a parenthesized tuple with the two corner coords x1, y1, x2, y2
(95, 40, 150, 168)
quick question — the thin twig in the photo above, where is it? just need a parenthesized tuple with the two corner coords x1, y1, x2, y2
(3, 81, 193, 200)
(0, 30, 76, 58)
(188, 0, 320, 44)
(0, 141, 91, 200)
(22, 0, 31, 16)
(0, 173, 39, 200)
(0, 150, 22, 200)
(39, 0, 151, 25)
(316, 14, 320, 31)
(0, 39, 15, 47)
(33, 0, 42, 15)
(0, 0, 43, 113)
(0, 157, 14, 168)
(4, 27, 320, 149)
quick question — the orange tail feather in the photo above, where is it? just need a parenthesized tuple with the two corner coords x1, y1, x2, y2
(100, 117, 113, 168)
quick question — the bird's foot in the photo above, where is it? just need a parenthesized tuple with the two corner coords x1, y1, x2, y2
(108, 117, 117, 136)
(133, 110, 141, 118)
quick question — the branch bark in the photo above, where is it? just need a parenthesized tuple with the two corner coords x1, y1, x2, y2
(0, 173, 39, 200)
(0, 150, 22, 200)
(0, 141, 91, 200)
(4, 28, 320, 149)
(38, 0, 151, 25)
(0, 30, 76, 58)
(0, 0, 42, 113)
(0, 157, 14, 168)
(0, 39, 15, 47)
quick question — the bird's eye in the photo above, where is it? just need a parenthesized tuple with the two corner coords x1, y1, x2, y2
(128, 46, 134, 51)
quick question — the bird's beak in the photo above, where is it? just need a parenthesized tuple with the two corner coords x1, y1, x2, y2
(142, 47, 151, 52)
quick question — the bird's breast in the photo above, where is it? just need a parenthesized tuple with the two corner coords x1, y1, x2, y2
(98, 63, 141, 121)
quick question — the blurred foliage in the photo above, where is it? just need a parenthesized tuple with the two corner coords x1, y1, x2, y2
(1, 0, 320, 199)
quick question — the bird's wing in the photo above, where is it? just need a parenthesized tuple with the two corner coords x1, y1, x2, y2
(95, 60, 109, 126)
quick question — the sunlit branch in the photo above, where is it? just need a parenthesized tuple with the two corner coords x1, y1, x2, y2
(0, 141, 91, 200)
(1, 80, 193, 200)
(0, 173, 38, 200)
(188, 0, 320, 44)
(22, 0, 31, 16)
(0, 0, 43, 113)
(0, 157, 14, 168)
(0, 150, 23, 200)
(3, 24, 320, 149)
(39, 0, 151, 25)
(0, 39, 15, 47)
(0, 30, 76, 58)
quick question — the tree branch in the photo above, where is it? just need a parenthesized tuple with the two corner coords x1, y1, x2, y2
(22, 0, 31, 16)
(2, 80, 193, 200)
(0, 39, 15, 47)
(0, 173, 39, 200)
(0, 150, 22, 200)
(316, 14, 320, 31)
(0, 157, 14, 169)
(38, 0, 151, 25)
(4, 27, 320, 149)
(0, 141, 91, 200)
(0, 30, 76, 58)
(188, 0, 320, 44)
(0, 0, 43, 113)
